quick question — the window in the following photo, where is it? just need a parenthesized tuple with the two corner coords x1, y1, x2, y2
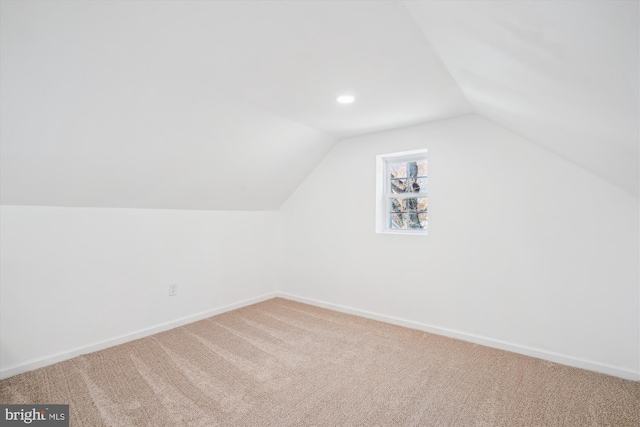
(376, 149, 428, 235)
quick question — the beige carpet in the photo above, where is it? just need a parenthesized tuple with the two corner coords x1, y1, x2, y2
(1, 298, 638, 426)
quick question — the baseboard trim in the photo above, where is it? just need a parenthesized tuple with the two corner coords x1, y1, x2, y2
(276, 292, 640, 382)
(0, 292, 277, 380)
(4, 291, 637, 382)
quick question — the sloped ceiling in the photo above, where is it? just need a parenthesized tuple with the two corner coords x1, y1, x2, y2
(1, 1, 637, 211)
(404, 0, 639, 197)
(0, 0, 470, 210)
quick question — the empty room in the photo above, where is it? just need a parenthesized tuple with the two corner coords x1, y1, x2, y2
(1, 0, 638, 426)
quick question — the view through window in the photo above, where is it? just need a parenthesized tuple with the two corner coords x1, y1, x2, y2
(376, 149, 428, 235)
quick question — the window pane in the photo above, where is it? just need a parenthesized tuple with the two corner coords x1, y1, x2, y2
(407, 161, 418, 178)
(406, 197, 418, 210)
(390, 179, 407, 194)
(417, 160, 427, 176)
(389, 162, 407, 179)
(390, 198, 406, 212)
(416, 197, 428, 212)
(407, 211, 422, 229)
(418, 212, 427, 228)
(408, 177, 427, 193)
(391, 213, 407, 229)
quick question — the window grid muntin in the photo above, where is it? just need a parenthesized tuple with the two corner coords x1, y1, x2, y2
(375, 148, 428, 235)
(384, 156, 427, 231)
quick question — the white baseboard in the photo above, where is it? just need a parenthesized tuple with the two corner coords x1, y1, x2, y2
(276, 292, 640, 382)
(4, 291, 637, 382)
(0, 292, 277, 380)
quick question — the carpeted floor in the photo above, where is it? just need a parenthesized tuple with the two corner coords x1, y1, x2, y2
(1, 298, 638, 426)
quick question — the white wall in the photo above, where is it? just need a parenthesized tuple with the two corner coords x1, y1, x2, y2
(2, 115, 638, 381)
(280, 114, 640, 379)
(0, 206, 281, 377)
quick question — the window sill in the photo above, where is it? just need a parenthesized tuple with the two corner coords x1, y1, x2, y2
(376, 230, 428, 236)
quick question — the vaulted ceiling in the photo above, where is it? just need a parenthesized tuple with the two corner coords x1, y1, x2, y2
(406, 0, 639, 197)
(1, 1, 637, 210)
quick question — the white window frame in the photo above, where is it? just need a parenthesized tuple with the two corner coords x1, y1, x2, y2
(375, 149, 428, 235)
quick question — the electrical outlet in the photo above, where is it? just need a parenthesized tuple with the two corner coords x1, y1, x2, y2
(168, 283, 178, 296)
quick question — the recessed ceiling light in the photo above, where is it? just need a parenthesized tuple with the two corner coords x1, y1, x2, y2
(336, 95, 355, 104)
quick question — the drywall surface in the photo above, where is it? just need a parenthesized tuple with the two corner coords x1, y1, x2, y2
(404, 0, 639, 197)
(280, 114, 640, 376)
(0, 206, 281, 375)
(0, 0, 470, 211)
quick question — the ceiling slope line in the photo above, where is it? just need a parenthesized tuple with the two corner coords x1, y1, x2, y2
(479, 115, 640, 200)
(402, 0, 639, 198)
